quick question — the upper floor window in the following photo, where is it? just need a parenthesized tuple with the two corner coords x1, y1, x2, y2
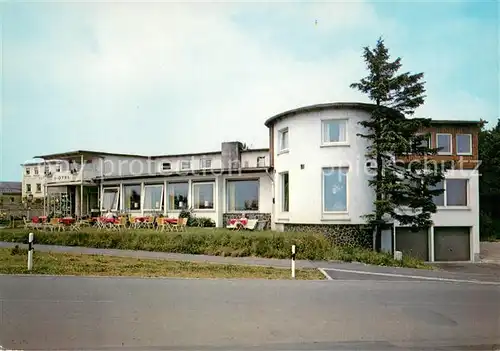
(34, 167, 39, 175)
(36, 184, 42, 192)
(436, 133, 452, 155)
(456, 134, 472, 155)
(200, 158, 212, 169)
(278, 128, 289, 152)
(161, 162, 171, 171)
(322, 167, 348, 212)
(26, 184, 31, 192)
(45, 165, 50, 174)
(181, 160, 191, 170)
(25, 168, 30, 175)
(257, 156, 266, 167)
(55, 165, 61, 172)
(322, 119, 347, 145)
(432, 179, 468, 207)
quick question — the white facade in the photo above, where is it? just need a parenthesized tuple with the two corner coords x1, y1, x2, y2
(23, 102, 480, 261)
(266, 103, 480, 262)
(271, 108, 374, 227)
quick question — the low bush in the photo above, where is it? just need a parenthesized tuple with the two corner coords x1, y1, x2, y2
(0, 228, 429, 269)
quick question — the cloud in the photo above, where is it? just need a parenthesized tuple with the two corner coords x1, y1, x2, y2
(1, 0, 497, 180)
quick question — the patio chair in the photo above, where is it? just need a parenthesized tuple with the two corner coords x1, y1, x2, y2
(114, 216, 128, 231)
(244, 219, 258, 231)
(47, 218, 63, 232)
(171, 217, 187, 232)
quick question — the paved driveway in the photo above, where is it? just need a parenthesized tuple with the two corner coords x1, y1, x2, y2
(481, 241, 500, 263)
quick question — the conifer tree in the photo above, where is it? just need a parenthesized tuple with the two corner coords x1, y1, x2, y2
(351, 38, 448, 250)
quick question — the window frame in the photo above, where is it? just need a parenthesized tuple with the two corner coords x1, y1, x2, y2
(456, 133, 472, 156)
(25, 168, 30, 175)
(257, 156, 266, 167)
(321, 118, 348, 146)
(161, 162, 171, 171)
(167, 182, 189, 211)
(322, 167, 349, 213)
(26, 184, 31, 192)
(34, 167, 39, 175)
(142, 184, 164, 211)
(36, 183, 42, 193)
(192, 182, 215, 210)
(101, 187, 120, 211)
(226, 178, 260, 213)
(436, 133, 452, 155)
(432, 178, 469, 208)
(280, 172, 289, 213)
(199, 158, 212, 169)
(122, 184, 142, 211)
(278, 127, 289, 153)
(180, 160, 191, 170)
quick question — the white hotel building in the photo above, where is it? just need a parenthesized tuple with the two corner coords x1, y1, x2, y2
(22, 102, 481, 262)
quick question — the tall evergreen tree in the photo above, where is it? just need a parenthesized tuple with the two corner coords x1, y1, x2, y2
(350, 38, 448, 251)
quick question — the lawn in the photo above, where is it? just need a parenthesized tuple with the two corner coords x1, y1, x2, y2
(0, 227, 429, 269)
(0, 247, 324, 279)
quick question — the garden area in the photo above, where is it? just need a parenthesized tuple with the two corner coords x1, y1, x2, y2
(0, 227, 428, 269)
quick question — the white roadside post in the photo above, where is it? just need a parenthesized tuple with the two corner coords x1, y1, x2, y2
(291, 245, 296, 279)
(28, 232, 34, 271)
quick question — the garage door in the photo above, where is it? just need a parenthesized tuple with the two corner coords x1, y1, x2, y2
(434, 227, 470, 261)
(395, 227, 429, 261)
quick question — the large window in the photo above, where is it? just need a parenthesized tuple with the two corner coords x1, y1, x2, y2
(432, 179, 468, 207)
(322, 119, 347, 144)
(123, 184, 141, 211)
(102, 187, 119, 211)
(226, 179, 259, 212)
(143, 184, 163, 211)
(436, 133, 452, 155)
(456, 134, 472, 155)
(193, 182, 214, 209)
(278, 128, 289, 152)
(323, 167, 348, 212)
(281, 172, 289, 212)
(167, 182, 188, 210)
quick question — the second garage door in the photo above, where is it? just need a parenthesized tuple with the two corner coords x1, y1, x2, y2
(433, 227, 471, 261)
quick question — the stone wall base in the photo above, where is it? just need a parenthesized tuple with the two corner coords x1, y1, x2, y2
(284, 223, 373, 249)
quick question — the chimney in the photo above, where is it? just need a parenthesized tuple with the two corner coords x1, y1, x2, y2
(221, 141, 243, 169)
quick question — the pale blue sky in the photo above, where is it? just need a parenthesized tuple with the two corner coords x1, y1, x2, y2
(1, 0, 498, 181)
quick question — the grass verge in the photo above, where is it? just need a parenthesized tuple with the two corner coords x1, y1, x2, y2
(0, 247, 324, 280)
(0, 228, 429, 269)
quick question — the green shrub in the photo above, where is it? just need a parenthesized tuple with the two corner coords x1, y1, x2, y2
(0, 228, 429, 268)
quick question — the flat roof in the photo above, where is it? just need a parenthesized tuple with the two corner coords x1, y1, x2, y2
(429, 119, 483, 126)
(34, 150, 149, 160)
(264, 102, 483, 128)
(264, 102, 403, 127)
(95, 167, 272, 181)
(34, 147, 270, 162)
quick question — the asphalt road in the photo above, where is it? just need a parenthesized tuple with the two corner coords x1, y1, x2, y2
(0, 276, 499, 350)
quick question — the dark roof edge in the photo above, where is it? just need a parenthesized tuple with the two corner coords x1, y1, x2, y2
(264, 102, 400, 128)
(429, 119, 483, 126)
(34, 150, 149, 159)
(264, 102, 483, 128)
(94, 167, 272, 182)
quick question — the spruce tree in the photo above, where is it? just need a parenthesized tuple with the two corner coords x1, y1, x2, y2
(350, 38, 448, 251)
